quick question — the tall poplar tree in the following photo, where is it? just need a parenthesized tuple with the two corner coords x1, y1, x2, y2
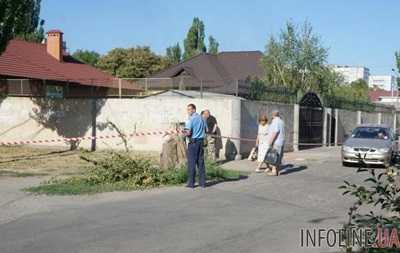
(166, 43, 182, 64)
(183, 17, 206, 60)
(208, 36, 219, 54)
(0, 0, 44, 53)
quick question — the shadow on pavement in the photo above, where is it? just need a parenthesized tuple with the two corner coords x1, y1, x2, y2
(308, 216, 340, 224)
(0, 149, 73, 164)
(205, 174, 249, 187)
(279, 164, 308, 175)
(343, 162, 386, 169)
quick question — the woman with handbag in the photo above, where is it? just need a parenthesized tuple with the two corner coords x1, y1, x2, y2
(255, 115, 270, 172)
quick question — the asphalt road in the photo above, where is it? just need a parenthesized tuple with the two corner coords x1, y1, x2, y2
(0, 147, 369, 253)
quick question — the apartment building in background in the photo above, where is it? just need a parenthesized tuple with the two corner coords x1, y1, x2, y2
(368, 75, 396, 91)
(330, 65, 370, 84)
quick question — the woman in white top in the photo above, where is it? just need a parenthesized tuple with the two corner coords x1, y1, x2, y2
(255, 115, 270, 172)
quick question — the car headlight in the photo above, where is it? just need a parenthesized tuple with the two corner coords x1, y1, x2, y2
(342, 146, 353, 152)
(377, 148, 390, 153)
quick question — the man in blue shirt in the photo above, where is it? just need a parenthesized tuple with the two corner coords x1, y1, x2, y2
(184, 103, 207, 188)
(267, 110, 285, 176)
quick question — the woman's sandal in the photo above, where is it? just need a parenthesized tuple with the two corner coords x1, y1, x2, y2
(255, 168, 264, 173)
(266, 167, 279, 176)
(264, 168, 272, 173)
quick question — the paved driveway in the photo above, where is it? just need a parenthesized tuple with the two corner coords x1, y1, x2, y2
(0, 147, 368, 253)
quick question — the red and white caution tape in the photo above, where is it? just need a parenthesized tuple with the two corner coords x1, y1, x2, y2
(0, 129, 180, 146)
(0, 129, 341, 146)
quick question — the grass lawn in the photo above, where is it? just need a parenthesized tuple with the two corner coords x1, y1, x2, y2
(25, 166, 246, 195)
(0, 146, 247, 195)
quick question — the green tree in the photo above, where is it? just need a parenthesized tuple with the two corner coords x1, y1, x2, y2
(166, 43, 181, 65)
(328, 78, 370, 105)
(261, 21, 331, 93)
(0, 0, 44, 53)
(208, 36, 219, 54)
(15, 0, 45, 43)
(96, 46, 168, 78)
(183, 17, 206, 60)
(315, 66, 344, 97)
(349, 79, 369, 101)
(17, 19, 45, 43)
(72, 49, 100, 67)
(248, 77, 266, 100)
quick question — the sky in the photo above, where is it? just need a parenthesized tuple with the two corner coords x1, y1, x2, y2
(41, 0, 400, 75)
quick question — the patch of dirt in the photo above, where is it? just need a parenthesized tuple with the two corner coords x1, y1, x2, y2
(0, 146, 159, 177)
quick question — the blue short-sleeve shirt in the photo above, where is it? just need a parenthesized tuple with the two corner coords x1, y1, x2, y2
(185, 113, 206, 139)
(269, 117, 285, 147)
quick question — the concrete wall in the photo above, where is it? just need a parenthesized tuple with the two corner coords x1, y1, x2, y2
(0, 95, 241, 159)
(336, 109, 396, 144)
(381, 112, 394, 127)
(361, 112, 378, 125)
(337, 109, 358, 144)
(0, 94, 397, 158)
(240, 100, 294, 153)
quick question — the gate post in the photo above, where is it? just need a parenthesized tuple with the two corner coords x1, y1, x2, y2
(322, 108, 331, 147)
(377, 112, 382, 124)
(230, 98, 242, 160)
(393, 111, 397, 131)
(327, 108, 332, 146)
(334, 109, 339, 146)
(357, 111, 362, 125)
(293, 104, 299, 151)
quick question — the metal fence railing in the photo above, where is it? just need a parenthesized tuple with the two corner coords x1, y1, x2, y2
(0, 78, 143, 98)
(0, 78, 395, 113)
(0, 77, 252, 98)
(323, 95, 395, 113)
(120, 77, 251, 97)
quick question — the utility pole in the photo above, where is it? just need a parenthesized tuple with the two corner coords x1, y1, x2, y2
(392, 69, 399, 110)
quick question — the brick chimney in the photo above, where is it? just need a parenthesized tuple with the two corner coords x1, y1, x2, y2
(46, 29, 63, 62)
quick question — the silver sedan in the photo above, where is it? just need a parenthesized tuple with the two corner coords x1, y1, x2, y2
(341, 124, 398, 167)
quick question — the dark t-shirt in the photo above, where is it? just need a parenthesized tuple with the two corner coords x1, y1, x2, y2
(206, 115, 217, 134)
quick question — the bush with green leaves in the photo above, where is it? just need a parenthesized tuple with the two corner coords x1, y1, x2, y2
(339, 156, 400, 253)
(26, 153, 244, 195)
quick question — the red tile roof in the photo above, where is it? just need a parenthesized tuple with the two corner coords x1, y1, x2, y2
(0, 39, 141, 90)
(47, 29, 63, 34)
(368, 90, 394, 102)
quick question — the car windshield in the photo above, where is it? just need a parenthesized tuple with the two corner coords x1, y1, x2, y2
(352, 127, 389, 139)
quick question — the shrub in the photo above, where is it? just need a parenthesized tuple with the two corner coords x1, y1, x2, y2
(339, 155, 400, 252)
(25, 153, 245, 195)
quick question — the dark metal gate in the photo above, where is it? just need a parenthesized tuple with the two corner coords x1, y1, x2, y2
(299, 93, 323, 149)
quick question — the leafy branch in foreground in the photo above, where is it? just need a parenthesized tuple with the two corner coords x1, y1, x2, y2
(339, 154, 400, 252)
(25, 153, 245, 195)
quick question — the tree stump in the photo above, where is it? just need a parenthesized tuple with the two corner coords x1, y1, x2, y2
(160, 134, 187, 170)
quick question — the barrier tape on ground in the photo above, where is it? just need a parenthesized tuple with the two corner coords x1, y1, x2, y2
(0, 129, 341, 147)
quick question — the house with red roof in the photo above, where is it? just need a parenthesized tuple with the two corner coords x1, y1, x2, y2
(368, 89, 396, 102)
(0, 30, 142, 98)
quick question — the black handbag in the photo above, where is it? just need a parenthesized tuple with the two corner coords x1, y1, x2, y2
(264, 147, 280, 165)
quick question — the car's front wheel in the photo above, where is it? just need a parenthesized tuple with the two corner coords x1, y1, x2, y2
(392, 152, 400, 165)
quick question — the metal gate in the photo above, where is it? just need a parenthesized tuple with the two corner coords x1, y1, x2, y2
(299, 93, 323, 149)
